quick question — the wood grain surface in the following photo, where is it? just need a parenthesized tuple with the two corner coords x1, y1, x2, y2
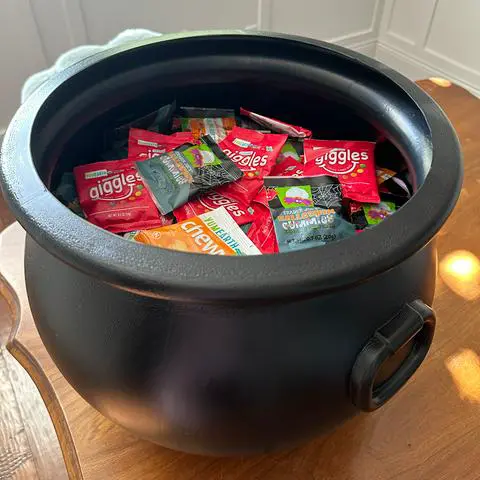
(0, 79, 479, 480)
(1, 134, 66, 480)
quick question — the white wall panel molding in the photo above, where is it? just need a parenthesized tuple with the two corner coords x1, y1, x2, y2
(264, 0, 383, 55)
(4, 0, 477, 131)
(376, 41, 480, 97)
(377, 0, 480, 96)
(28, 0, 89, 64)
(257, 0, 274, 30)
(379, 0, 439, 52)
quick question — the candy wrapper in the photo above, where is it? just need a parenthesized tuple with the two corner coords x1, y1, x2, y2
(74, 159, 172, 233)
(105, 101, 176, 149)
(173, 107, 236, 141)
(54, 172, 84, 217)
(136, 135, 243, 215)
(349, 200, 396, 230)
(128, 129, 196, 159)
(271, 157, 306, 177)
(129, 207, 261, 256)
(173, 189, 256, 225)
(216, 127, 288, 204)
(236, 115, 271, 133)
(247, 211, 278, 254)
(376, 167, 412, 206)
(264, 175, 355, 252)
(246, 188, 279, 254)
(277, 140, 304, 164)
(304, 140, 380, 203)
(240, 223, 253, 235)
(239, 108, 312, 139)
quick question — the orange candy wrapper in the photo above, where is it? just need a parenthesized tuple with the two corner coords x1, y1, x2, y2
(126, 207, 261, 256)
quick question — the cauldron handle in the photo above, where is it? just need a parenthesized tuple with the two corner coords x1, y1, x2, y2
(350, 299, 436, 412)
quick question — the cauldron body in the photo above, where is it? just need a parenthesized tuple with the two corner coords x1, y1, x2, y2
(0, 32, 462, 455)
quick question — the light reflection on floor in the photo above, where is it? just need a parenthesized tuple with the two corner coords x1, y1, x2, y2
(445, 349, 480, 404)
(439, 250, 480, 301)
(429, 77, 453, 88)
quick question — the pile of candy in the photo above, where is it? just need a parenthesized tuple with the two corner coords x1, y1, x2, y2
(55, 104, 412, 256)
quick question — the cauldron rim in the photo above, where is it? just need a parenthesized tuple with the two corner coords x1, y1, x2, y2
(0, 31, 462, 301)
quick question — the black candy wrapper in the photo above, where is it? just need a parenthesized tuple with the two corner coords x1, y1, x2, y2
(103, 101, 176, 153)
(54, 172, 84, 217)
(377, 167, 412, 206)
(349, 200, 396, 230)
(136, 135, 243, 215)
(264, 175, 355, 253)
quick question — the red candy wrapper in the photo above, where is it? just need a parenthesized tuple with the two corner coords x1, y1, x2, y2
(246, 188, 279, 254)
(303, 140, 380, 203)
(128, 128, 195, 159)
(270, 157, 306, 177)
(173, 189, 256, 226)
(240, 108, 312, 139)
(217, 127, 288, 204)
(74, 159, 171, 233)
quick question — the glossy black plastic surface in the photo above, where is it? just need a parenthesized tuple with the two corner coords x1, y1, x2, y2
(0, 31, 462, 301)
(0, 32, 462, 454)
(350, 300, 436, 412)
(25, 237, 437, 454)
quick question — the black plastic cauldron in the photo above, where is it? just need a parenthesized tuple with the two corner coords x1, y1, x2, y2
(0, 31, 462, 455)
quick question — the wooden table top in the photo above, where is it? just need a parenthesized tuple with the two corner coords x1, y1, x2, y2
(0, 79, 479, 480)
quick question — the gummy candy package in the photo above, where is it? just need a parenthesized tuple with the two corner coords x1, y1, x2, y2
(173, 189, 256, 226)
(128, 128, 196, 159)
(216, 127, 288, 204)
(264, 175, 355, 252)
(349, 200, 396, 230)
(304, 140, 380, 203)
(136, 136, 243, 215)
(74, 159, 171, 233)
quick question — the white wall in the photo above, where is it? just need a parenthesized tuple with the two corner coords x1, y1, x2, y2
(376, 0, 480, 96)
(0, 0, 478, 130)
(0, 0, 383, 130)
(0, 1, 48, 130)
(259, 0, 384, 56)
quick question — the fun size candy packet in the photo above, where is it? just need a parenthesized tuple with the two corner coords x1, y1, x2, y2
(54, 172, 84, 217)
(236, 115, 272, 133)
(128, 206, 260, 256)
(271, 157, 306, 177)
(103, 101, 177, 154)
(74, 159, 172, 233)
(277, 140, 304, 164)
(245, 187, 279, 254)
(136, 135, 243, 215)
(239, 108, 312, 139)
(128, 128, 196, 159)
(215, 126, 288, 204)
(173, 189, 256, 226)
(349, 200, 396, 230)
(303, 140, 380, 203)
(172, 107, 236, 141)
(264, 175, 355, 253)
(376, 168, 412, 206)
